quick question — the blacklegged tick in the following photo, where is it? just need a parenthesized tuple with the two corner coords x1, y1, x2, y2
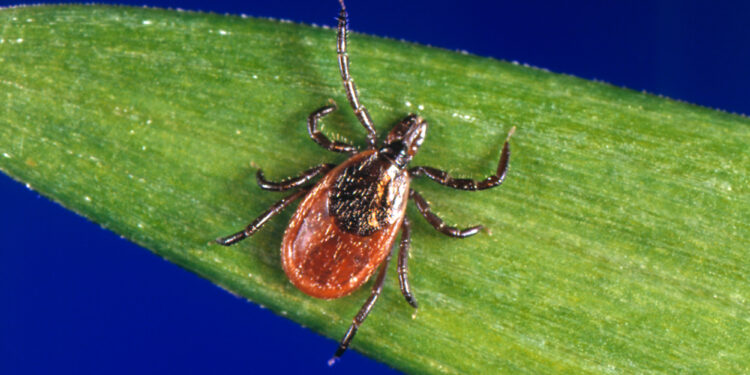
(216, 0, 515, 364)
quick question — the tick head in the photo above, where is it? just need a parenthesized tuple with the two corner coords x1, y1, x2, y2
(382, 115, 427, 168)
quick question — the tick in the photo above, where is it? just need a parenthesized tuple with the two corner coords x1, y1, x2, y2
(216, 0, 514, 363)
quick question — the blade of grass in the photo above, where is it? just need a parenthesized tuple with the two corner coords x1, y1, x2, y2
(1, 5, 748, 374)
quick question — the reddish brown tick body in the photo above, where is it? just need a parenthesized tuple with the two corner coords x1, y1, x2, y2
(283, 150, 410, 299)
(216, 0, 514, 363)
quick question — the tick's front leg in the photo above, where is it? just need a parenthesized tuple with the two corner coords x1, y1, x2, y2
(337, 0, 378, 149)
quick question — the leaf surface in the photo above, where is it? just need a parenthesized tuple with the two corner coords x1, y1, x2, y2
(1, 5, 748, 374)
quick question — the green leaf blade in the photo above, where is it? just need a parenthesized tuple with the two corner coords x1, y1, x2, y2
(1, 5, 748, 374)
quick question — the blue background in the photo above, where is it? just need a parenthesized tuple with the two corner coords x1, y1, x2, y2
(1, 1, 748, 374)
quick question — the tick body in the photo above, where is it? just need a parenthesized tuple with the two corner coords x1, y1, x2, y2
(283, 149, 410, 299)
(216, 0, 514, 363)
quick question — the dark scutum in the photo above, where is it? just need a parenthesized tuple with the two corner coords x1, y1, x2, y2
(329, 154, 392, 236)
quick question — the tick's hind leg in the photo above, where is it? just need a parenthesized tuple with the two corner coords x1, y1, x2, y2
(308, 103, 358, 154)
(409, 127, 515, 190)
(398, 217, 418, 308)
(215, 188, 308, 246)
(410, 189, 483, 238)
(328, 251, 392, 365)
(256, 164, 334, 192)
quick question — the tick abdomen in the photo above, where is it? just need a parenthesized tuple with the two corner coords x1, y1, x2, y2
(281, 151, 409, 299)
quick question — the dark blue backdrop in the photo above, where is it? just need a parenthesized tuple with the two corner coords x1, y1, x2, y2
(2, 1, 748, 374)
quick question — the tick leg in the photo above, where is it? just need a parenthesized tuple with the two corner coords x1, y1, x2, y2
(329, 251, 392, 365)
(398, 217, 418, 308)
(215, 189, 308, 246)
(410, 189, 483, 238)
(337, 0, 378, 149)
(409, 127, 515, 190)
(256, 164, 334, 192)
(308, 103, 358, 154)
